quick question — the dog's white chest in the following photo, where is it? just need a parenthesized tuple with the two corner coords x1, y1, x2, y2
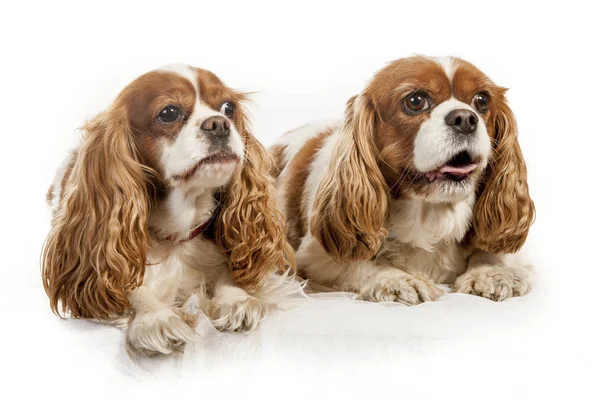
(376, 197, 474, 283)
(144, 238, 226, 305)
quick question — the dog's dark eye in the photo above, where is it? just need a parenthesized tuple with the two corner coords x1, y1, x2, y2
(403, 92, 431, 114)
(220, 101, 236, 118)
(472, 93, 490, 113)
(157, 106, 181, 123)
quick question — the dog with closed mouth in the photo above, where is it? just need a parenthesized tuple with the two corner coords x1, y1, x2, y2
(43, 64, 297, 355)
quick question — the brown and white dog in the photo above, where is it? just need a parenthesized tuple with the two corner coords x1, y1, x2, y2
(271, 56, 535, 304)
(43, 65, 297, 355)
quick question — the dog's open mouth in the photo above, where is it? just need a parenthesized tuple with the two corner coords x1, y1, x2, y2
(425, 151, 478, 182)
(172, 151, 241, 181)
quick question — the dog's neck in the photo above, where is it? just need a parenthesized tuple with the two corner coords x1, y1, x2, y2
(387, 195, 475, 251)
(149, 184, 217, 242)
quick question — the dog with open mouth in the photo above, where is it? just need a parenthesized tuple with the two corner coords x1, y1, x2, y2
(271, 56, 535, 304)
(43, 65, 297, 355)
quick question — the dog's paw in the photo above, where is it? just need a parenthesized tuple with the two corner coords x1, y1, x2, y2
(357, 271, 444, 305)
(454, 265, 530, 301)
(126, 308, 196, 356)
(208, 298, 267, 332)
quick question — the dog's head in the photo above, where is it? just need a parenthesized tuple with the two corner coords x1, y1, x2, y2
(312, 56, 534, 261)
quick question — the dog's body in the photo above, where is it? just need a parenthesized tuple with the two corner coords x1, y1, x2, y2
(43, 65, 296, 355)
(271, 57, 534, 304)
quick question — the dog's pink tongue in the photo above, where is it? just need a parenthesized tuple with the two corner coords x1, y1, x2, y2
(439, 164, 477, 175)
(426, 164, 477, 182)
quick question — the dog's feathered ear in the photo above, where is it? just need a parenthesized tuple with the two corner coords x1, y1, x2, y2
(215, 101, 294, 292)
(42, 111, 149, 319)
(471, 91, 535, 253)
(310, 95, 389, 262)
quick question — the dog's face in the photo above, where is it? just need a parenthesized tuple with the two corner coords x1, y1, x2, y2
(120, 64, 246, 192)
(368, 57, 503, 202)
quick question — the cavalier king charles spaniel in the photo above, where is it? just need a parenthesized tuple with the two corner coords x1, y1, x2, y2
(271, 56, 535, 304)
(43, 65, 296, 355)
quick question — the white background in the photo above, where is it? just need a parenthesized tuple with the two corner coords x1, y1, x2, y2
(1, 0, 599, 398)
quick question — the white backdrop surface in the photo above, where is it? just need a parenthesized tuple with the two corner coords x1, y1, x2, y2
(1, 1, 598, 399)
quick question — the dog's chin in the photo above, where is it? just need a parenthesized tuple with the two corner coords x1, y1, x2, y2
(193, 161, 239, 188)
(171, 152, 242, 189)
(425, 178, 477, 203)
(404, 178, 476, 203)
(403, 170, 484, 203)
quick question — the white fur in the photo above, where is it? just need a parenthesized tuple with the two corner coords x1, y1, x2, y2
(434, 56, 459, 82)
(206, 270, 305, 332)
(126, 287, 196, 356)
(455, 252, 532, 301)
(305, 132, 339, 224)
(386, 195, 475, 250)
(157, 63, 200, 91)
(377, 197, 475, 284)
(149, 187, 216, 240)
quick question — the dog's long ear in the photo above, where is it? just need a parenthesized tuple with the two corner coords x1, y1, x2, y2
(471, 92, 535, 253)
(215, 101, 294, 293)
(310, 95, 389, 262)
(42, 111, 149, 319)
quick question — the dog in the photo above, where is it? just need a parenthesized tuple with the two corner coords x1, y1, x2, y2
(43, 64, 297, 355)
(271, 56, 534, 304)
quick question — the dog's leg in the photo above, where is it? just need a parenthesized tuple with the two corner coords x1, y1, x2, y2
(125, 286, 196, 356)
(205, 271, 268, 332)
(454, 252, 532, 301)
(205, 269, 300, 332)
(298, 238, 442, 305)
(342, 261, 443, 305)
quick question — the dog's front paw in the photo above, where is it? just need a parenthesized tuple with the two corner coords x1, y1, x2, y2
(357, 271, 443, 305)
(208, 298, 266, 332)
(454, 265, 530, 301)
(126, 309, 196, 356)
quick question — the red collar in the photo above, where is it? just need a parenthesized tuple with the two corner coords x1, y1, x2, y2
(178, 219, 211, 242)
(153, 216, 213, 243)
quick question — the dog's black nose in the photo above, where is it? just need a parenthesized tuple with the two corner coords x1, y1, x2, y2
(201, 116, 230, 138)
(445, 109, 478, 134)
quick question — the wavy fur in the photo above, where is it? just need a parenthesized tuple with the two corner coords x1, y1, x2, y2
(216, 106, 295, 292)
(42, 111, 149, 319)
(472, 93, 535, 253)
(310, 95, 390, 262)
